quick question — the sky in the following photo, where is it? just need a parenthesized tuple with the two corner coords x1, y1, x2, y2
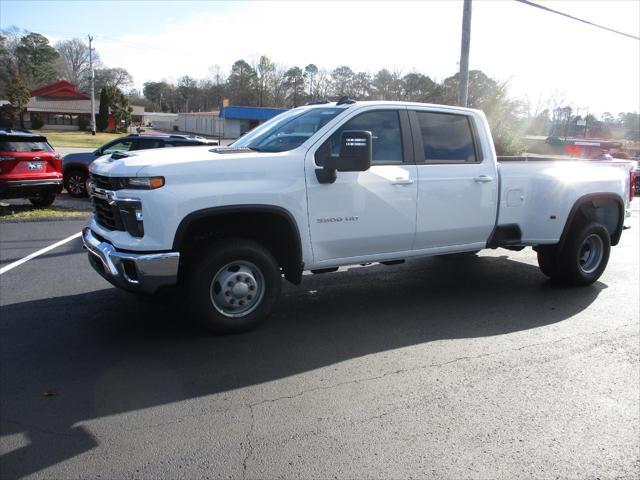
(1, 0, 639, 116)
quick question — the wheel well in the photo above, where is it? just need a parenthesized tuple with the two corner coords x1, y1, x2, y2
(174, 207, 303, 284)
(560, 194, 624, 248)
(63, 165, 87, 177)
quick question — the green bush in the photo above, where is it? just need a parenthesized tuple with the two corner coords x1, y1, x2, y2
(30, 113, 44, 130)
(78, 116, 89, 131)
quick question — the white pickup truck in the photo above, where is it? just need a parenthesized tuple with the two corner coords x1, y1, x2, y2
(83, 100, 636, 332)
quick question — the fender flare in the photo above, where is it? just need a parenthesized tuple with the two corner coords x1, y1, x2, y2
(172, 204, 304, 283)
(557, 193, 625, 249)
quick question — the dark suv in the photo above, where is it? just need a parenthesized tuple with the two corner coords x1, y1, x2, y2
(0, 129, 62, 207)
(62, 134, 219, 197)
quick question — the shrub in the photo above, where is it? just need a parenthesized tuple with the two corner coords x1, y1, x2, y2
(78, 116, 89, 131)
(30, 113, 44, 130)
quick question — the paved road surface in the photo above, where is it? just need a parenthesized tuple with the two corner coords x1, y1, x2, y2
(0, 205, 638, 479)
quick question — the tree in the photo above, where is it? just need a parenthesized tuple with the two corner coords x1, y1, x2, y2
(227, 60, 257, 106)
(352, 72, 372, 99)
(6, 72, 31, 128)
(372, 69, 401, 100)
(255, 56, 275, 107)
(269, 66, 288, 108)
(331, 66, 355, 98)
(96, 87, 109, 131)
(14, 32, 59, 88)
(304, 64, 318, 100)
(94, 67, 133, 92)
(143, 81, 176, 112)
(283, 66, 305, 107)
(177, 75, 198, 112)
(440, 70, 498, 107)
(0, 34, 15, 98)
(55, 38, 95, 90)
(401, 73, 439, 102)
(99, 86, 131, 131)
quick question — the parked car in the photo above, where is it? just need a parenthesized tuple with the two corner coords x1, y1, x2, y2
(63, 134, 219, 197)
(0, 128, 62, 207)
(82, 100, 635, 333)
(634, 161, 639, 195)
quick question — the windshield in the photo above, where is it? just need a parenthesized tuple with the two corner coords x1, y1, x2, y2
(232, 107, 345, 153)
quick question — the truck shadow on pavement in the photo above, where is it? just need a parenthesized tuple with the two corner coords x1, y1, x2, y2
(0, 254, 606, 478)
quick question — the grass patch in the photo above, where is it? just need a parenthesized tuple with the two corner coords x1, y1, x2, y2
(0, 204, 90, 222)
(33, 130, 123, 148)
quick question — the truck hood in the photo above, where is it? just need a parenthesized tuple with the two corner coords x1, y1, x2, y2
(89, 146, 276, 177)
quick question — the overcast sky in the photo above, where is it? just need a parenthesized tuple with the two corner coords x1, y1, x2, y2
(2, 0, 639, 115)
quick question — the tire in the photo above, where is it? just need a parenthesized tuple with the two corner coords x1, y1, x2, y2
(29, 192, 56, 208)
(64, 169, 89, 197)
(557, 222, 610, 286)
(537, 246, 561, 279)
(188, 238, 281, 333)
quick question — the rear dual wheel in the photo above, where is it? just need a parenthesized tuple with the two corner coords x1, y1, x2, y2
(537, 222, 610, 286)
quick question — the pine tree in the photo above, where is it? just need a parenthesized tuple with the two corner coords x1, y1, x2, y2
(96, 87, 108, 131)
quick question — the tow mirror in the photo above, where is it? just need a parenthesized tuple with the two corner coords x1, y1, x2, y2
(316, 130, 372, 184)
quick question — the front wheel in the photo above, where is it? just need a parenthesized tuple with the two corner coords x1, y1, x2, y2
(187, 239, 281, 333)
(29, 192, 56, 208)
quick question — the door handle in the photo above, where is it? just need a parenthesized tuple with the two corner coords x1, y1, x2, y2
(390, 178, 414, 185)
(474, 175, 493, 183)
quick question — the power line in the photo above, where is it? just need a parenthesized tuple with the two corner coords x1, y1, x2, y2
(514, 0, 640, 40)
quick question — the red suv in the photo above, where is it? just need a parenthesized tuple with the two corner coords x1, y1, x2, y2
(0, 129, 63, 207)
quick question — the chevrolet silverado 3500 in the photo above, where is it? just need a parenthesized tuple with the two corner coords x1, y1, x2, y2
(82, 101, 635, 332)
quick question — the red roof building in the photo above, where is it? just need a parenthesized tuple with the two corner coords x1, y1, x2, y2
(21, 81, 144, 131)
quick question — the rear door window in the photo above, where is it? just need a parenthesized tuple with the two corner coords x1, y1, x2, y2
(414, 111, 478, 163)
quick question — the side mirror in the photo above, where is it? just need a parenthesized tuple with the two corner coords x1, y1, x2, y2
(93, 149, 101, 156)
(316, 130, 372, 184)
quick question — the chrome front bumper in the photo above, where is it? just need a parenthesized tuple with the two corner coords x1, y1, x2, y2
(82, 227, 180, 294)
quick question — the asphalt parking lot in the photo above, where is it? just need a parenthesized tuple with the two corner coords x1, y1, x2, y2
(0, 204, 638, 479)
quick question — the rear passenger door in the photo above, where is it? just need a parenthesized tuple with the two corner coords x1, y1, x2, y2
(410, 109, 498, 251)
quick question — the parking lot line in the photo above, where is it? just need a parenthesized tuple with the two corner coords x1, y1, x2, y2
(0, 231, 82, 275)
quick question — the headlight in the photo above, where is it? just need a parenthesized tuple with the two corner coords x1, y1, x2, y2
(124, 177, 165, 190)
(116, 199, 144, 237)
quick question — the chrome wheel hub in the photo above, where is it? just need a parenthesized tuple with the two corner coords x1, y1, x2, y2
(578, 233, 603, 274)
(209, 261, 265, 318)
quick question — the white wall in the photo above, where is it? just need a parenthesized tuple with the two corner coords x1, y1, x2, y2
(177, 114, 242, 138)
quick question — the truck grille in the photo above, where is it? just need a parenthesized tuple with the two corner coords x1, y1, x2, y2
(91, 174, 125, 191)
(92, 197, 125, 231)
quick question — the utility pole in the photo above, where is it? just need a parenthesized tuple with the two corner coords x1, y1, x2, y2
(458, 0, 472, 107)
(88, 34, 96, 136)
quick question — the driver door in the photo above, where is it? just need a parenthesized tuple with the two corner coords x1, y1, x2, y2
(306, 108, 418, 264)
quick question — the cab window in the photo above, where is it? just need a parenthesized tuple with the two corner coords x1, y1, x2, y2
(324, 110, 403, 164)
